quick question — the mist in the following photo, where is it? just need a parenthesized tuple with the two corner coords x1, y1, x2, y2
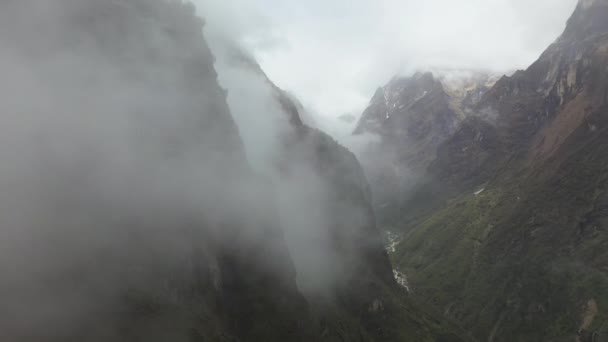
(0, 1, 299, 339)
(194, 0, 432, 297)
(201, 16, 374, 295)
(0, 4, 389, 340)
(209, 45, 292, 174)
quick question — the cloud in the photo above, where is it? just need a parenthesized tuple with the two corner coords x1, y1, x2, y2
(194, 0, 578, 117)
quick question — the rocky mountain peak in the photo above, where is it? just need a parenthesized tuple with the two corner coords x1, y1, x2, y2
(355, 70, 501, 136)
(353, 69, 500, 170)
(353, 71, 444, 135)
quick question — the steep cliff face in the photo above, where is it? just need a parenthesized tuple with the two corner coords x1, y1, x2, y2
(353, 71, 499, 225)
(0, 1, 312, 341)
(475, 0, 608, 154)
(391, 1, 608, 341)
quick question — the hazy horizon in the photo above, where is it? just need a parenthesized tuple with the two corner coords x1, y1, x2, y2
(195, 0, 578, 119)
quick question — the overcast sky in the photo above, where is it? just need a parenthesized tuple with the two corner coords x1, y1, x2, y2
(195, 0, 578, 118)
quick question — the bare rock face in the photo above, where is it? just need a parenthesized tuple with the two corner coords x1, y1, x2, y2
(354, 72, 442, 135)
(475, 0, 608, 154)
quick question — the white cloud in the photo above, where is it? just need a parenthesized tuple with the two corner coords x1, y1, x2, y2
(195, 0, 578, 117)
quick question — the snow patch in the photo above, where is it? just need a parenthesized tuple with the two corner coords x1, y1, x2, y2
(411, 90, 429, 104)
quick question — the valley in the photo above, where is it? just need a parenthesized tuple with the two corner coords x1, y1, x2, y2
(1, 0, 606, 341)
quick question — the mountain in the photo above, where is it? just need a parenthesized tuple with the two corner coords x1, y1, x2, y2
(0, 1, 311, 341)
(386, 0, 608, 340)
(353, 70, 500, 225)
(354, 70, 500, 166)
